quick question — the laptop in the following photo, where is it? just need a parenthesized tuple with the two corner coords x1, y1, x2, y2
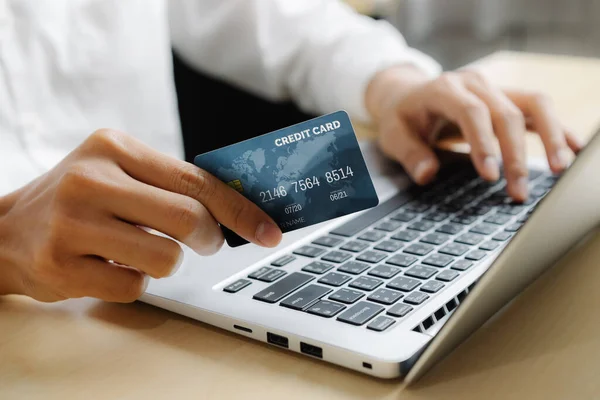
(140, 127, 600, 383)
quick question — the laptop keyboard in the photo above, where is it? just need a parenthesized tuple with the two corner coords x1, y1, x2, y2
(223, 165, 559, 332)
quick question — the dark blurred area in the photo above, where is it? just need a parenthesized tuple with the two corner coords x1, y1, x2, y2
(173, 51, 315, 163)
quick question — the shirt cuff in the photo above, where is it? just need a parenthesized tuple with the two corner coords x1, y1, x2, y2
(334, 20, 442, 124)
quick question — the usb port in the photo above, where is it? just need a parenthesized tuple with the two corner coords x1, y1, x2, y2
(267, 332, 289, 348)
(300, 342, 322, 359)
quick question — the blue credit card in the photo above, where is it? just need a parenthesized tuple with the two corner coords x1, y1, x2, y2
(194, 110, 379, 247)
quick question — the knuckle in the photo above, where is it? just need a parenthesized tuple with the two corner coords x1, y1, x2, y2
(492, 108, 525, 129)
(56, 163, 103, 200)
(463, 69, 488, 85)
(171, 200, 204, 238)
(435, 72, 460, 90)
(171, 165, 216, 200)
(88, 128, 127, 156)
(460, 102, 489, 121)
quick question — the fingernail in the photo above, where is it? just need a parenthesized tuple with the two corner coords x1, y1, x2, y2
(256, 221, 282, 247)
(413, 159, 438, 184)
(515, 176, 529, 200)
(552, 149, 572, 170)
(141, 274, 150, 293)
(168, 250, 185, 277)
(482, 156, 500, 181)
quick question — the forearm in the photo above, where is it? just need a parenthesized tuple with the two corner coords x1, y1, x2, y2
(0, 192, 21, 295)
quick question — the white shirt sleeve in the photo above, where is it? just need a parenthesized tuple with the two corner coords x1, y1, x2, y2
(168, 0, 442, 123)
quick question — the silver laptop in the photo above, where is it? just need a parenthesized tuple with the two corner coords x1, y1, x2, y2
(140, 127, 600, 383)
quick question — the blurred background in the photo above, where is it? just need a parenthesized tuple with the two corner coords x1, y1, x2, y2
(353, 0, 600, 69)
(177, 0, 600, 161)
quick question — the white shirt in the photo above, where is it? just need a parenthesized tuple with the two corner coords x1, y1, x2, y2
(0, 0, 440, 196)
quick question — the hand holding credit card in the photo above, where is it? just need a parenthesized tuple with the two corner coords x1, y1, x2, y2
(194, 111, 379, 247)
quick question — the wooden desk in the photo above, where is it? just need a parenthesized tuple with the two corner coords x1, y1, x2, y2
(2, 52, 600, 400)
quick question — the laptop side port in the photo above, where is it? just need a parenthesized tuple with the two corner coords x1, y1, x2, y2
(267, 332, 289, 348)
(300, 342, 323, 359)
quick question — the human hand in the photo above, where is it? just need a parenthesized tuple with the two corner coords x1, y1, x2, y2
(0, 130, 282, 302)
(366, 66, 583, 201)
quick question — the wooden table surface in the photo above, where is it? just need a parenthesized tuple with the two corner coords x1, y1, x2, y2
(2, 51, 600, 400)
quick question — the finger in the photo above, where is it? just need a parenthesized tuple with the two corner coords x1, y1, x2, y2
(90, 130, 281, 247)
(421, 74, 500, 181)
(505, 91, 571, 174)
(465, 81, 529, 201)
(79, 218, 184, 279)
(378, 116, 439, 185)
(67, 256, 148, 303)
(565, 129, 584, 154)
(101, 178, 224, 256)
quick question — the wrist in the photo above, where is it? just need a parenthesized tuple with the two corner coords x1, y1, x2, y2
(365, 64, 432, 122)
(0, 193, 22, 296)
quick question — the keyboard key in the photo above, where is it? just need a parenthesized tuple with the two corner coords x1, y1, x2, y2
(293, 246, 326, 258)
(223, 279, 251, 293)
(467, 205, 492, 216)
(451, 215, 478, 225)
(497, 205, 525, 215)
(391, 230, 420, 242)
(302, 261, 334, 275)
(505, 223, 523, 232)
(312, 236, 344, 248)
(484, 213, 512, 225)
(420, 280, 445, 293)
(329, 192, 412, 237)
(367, 288, 403, 305)
(420, 233, 450, 245)
(386, 254, 418, 268)
(439, 242, 470, 256)
(403, 291, 429, 305)
(403, 243, 433, 256)
(258, 269, 287, 282)
(391, 211, 418, 222)
(329, 288, 364, 304)
(340, 240, 370, 253)
(280, 285, 332, 310)
(517, 215, 529, 223)
(374, 220, 403, 232)
(423, 211, 449, 222)
(374, 240, 404, 253)
(492, 232, 513, 241)
(368, 265, 402, 279)
(318, 272, 352, 287)
(465, 250, 487, 261)
(248, 267, 272, 280)
(405, 265, 437, 280)
(436, 270, 459, 282)
(407, 220, 435, 232)
(358, 230, 386, 242)
(271, 255, 296, 267)
(367, 316, 396, 332)
(422, 253, 454, 268)
(306, 300, 346, 317)
(530, 187, 548, 198)
(387, 303, 413, 318)
(349, 276, 383, 291)
(387, 276, 421, 292)
(451, 260, 474, 271)
(405, 201, 431, 213)
(479, 241, 501, 251)
(455, 233, 485, 246)
(253, 272, 314, 303)
(338, 261, 370, 275)
(337, 301, 384, 326)
(436, 223, 464, 235)
(356, 250, 387, 264)
(322, 251, 352, 263)
(469, 223, 497, 235)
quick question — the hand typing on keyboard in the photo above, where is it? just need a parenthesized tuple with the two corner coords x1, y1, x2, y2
(365, 65, 583, 202)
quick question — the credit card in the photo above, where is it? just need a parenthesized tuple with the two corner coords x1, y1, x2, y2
(194, 110, 379, 247)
